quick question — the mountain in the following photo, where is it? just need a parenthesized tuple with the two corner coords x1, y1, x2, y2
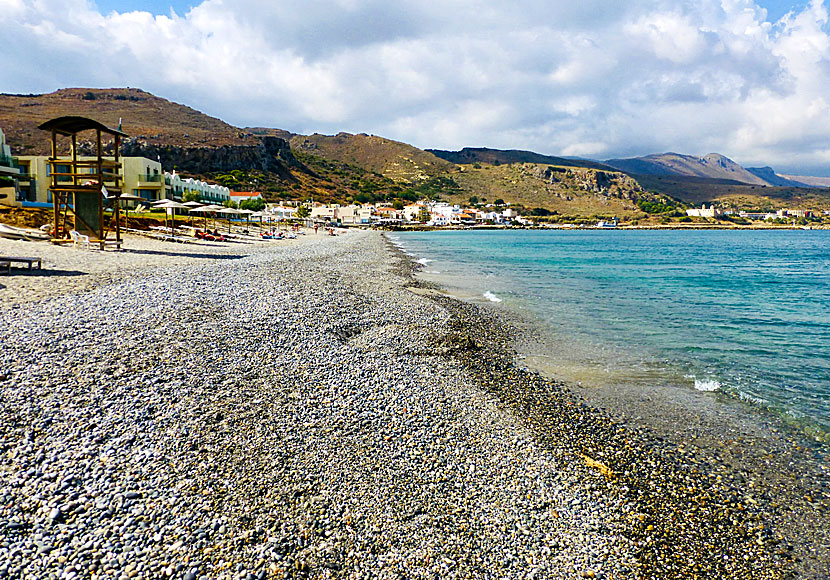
(0, 87, 258, 154)
(290, 132, 455, 183)
(0, 87, 305, 181)
(745, 167, 810, 188)
(605, 152, 770, 186)
(605, 153, 771, 185)
(2, 87, 827, 214)
(778, 174, 830, 188)
(428, 147, 615, 171)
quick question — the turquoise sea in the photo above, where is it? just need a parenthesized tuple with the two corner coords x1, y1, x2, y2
(393, 230, 830, 437)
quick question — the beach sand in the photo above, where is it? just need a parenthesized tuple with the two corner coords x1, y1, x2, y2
(0, 229, 821, 579)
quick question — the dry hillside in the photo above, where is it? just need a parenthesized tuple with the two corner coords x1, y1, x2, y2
(290, 133, 455, 183)
(0, 87, 256, 154)
(447, 163, 648, 216)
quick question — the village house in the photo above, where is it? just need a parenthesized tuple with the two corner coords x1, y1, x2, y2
(264, 203, 298, 220)
(374, 206, 404, 224)
(338, 205, 374, 225)
(230, 190, 264, 205)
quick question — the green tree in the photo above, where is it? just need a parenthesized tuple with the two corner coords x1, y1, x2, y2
(392, 199, 404, 210)
(494, 198, 505, 206)
(240, 198, 266, 211)
(296, 205, 310, 218)
(223, 200, 238, 209)
(183, 190, 201, 203)
(469, 195, 479, 204)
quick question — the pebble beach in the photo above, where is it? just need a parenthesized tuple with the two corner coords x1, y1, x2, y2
(0, 230, 826, 579)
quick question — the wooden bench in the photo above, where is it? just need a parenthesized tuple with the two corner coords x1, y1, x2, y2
(0, 256, 42, 272)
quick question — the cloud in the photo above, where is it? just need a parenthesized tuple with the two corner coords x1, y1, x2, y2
(1, 0, 830, 174)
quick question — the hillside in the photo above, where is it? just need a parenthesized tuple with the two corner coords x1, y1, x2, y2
(290, 133, 455, 183)
(429, 147, 614, 171)
(634, 174, 830, 211)
(0, 88, 257, 154)
(445, 162, 650, 217)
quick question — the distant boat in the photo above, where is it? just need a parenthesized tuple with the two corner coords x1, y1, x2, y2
(0, 223, 51, 241)
(595, 220, 617, 228)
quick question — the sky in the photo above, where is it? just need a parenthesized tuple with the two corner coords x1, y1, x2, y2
(2, 1, 830, 175)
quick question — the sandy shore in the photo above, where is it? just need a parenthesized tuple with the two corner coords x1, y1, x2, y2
(0, 230, 818, 579)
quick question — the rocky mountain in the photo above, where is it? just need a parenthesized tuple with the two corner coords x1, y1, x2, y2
(606, 152, 770, 186)
(428, 147, 614, 171)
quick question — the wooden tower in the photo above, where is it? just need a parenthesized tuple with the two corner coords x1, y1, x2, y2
(38, 116, 128, 249)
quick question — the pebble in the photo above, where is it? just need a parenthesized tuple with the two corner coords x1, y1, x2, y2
(0, 230, 805, 579)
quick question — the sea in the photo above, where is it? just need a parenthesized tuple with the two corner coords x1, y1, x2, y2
(392, 229, 830, 439)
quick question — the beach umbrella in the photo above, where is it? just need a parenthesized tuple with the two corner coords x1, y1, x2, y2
(238, 209, 255, 231)
(182, 201, 205, 226)
(187, 205, 215, 231)
(250, 211, 264, 231)
(217, 207, 241, 232)
(154, 200, 189, 234)
(116, 193, 145, 229)
(200, 205, 226, 231)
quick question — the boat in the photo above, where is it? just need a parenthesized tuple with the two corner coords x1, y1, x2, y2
(595, 220, 617, 228)
(0, 223, 51, 241)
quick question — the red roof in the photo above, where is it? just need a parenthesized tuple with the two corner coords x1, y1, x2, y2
(230, 191, 262, 197)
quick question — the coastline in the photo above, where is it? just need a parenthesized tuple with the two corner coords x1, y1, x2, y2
(0, 231, 824, 578)
(393, 234, 829, 579)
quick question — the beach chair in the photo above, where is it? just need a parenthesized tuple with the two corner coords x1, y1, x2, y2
(70, 230, 91, 250)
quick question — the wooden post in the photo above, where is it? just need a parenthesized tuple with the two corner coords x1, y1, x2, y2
(51, 131, 59, 242)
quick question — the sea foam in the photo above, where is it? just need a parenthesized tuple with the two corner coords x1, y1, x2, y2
(694, 378, 721, 392)
(483, 291, 502, 303)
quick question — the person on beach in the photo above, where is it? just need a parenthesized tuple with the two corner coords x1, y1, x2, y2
(314, 224, 318, 235)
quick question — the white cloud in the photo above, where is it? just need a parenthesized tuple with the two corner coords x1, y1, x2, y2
(1, 0, 830, 174)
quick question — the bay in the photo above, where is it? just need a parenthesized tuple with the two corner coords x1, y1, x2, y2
(395, 229, 830, 437)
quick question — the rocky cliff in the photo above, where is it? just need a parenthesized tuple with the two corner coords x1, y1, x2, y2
(120, 136, 304, 180)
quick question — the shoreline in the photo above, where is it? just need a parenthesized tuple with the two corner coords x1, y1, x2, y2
(391, 234, 830, 579)
(0, 231, 825, 578)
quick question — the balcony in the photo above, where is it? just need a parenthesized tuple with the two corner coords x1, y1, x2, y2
(137, 173, 163, 188)
(0, 155, 19, 176)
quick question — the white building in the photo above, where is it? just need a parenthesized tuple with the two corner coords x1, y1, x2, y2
(264, 204, 298, 220)
(164, 171, 230, 203)
(686, 205, 722, 218)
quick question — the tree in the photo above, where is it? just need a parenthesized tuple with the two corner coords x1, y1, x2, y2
(240, 198, 265, 212)
(469, 195, 479, 204)
(183, 190, 201, 203)
(392, 199, 404, 210)
(494, 198, 505, 206)
(223, 200, 238, 209)
(296, 205, 310, 218)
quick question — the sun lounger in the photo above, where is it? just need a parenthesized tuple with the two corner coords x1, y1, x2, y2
(0, 256, 42, 271)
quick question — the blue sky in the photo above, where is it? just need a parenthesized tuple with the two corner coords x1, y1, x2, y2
(4, 0, 830, 174)
(94, 0, 809, 22)
(757, 0, 808, 19)
(94, 0, 192, 15)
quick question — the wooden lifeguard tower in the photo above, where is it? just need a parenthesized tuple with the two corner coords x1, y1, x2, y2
(38, 116, 128, 249)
